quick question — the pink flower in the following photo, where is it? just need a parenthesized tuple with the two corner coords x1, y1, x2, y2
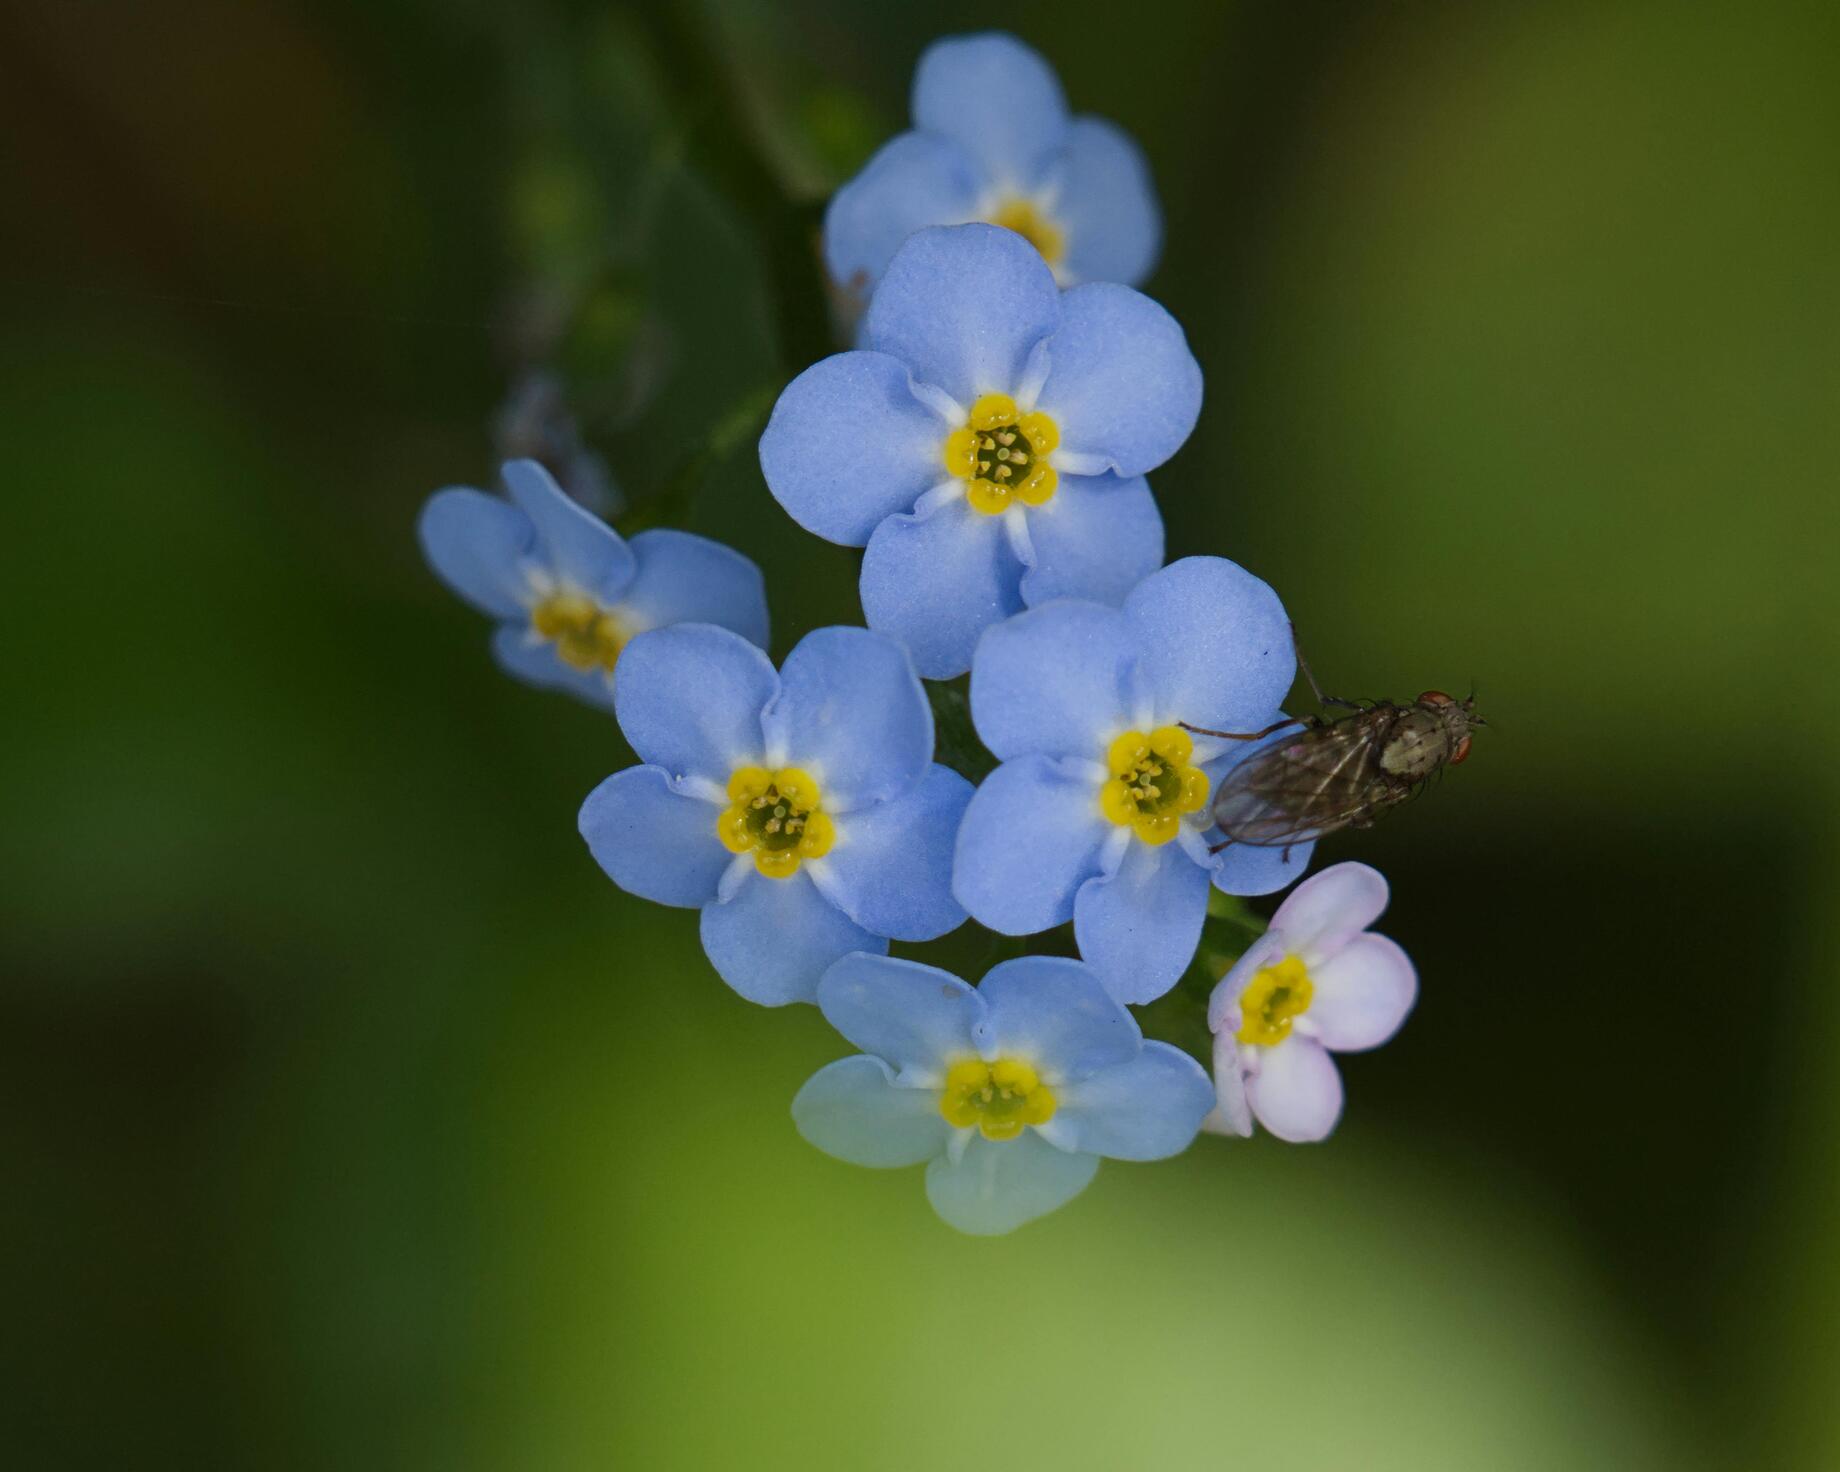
(1205, 863, 1417, 1142)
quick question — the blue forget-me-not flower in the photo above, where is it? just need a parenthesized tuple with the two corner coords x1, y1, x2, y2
(952, 556, 1316, 1005)
(578, 623, 971, 1005)
(793, 952, 1214, 1235)
(418, 459, 769, 711)
(825, 32, 1160, 295)
(1206, 862, 1417, 1142)
(760, 223, 1200, 678)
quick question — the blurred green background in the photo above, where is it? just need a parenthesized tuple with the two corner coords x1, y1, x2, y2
(4, 1, 1836, 1467)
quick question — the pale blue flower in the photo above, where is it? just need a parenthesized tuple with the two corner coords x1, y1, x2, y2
(825, 32, 1159, 295)
(418, 459, 768, 711)
(953, 557, 1315, 1005)
(578, 624, 970, 1005)
(761, 223, 1198, 678)
(794, 952, 1213, 1235)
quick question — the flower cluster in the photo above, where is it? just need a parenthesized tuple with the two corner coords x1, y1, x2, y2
(417, 31, 1432, 1235)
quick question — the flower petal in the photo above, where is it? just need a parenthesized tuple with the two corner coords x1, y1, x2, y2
(809, 765, 971, 940)
(1201, 1031, 1254, 1137)
(417, 487, 534, 619)
(613, 625, 776, 782)
(490, 625, 616, 711)
(620, 530, 769, 649)
(1050, 117, 1160, 288)
(972, 956, 1141, 1082)
(759, 351, 950, 546)
(1073, 837, 1210, 1005)
(1247, 1037, 1344, 1143)
(699, 869, 887, 1007)
(860, 493, 1023, 680)
(1050, 1041, 1213, 1160)
(1016, 472, 1164, 609)
(815, 952, 982, 1081)
(823, 131, 985, 291)
(924, 1130, 1098, 1236)
(952, 755, 1109, 934)
(502, 458, 634, 596)
(793, 1054, 953, 1167)
(1306, 933, 1417, 1052)
(1034, 284, 1200, 476)
(764, 625, 932, 810)
(911, 33, 1068, 190)
(1125, 556, 1295, 731)
(1209, 837, 1315, 898)
(968, 598, 1136, 761)
(577, 765, 728, 909)
(1270, 861, 1391, 961)
(865, 224, 1061, 408)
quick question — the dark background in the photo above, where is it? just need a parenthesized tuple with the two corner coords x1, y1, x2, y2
(3, 1, 1836, 1467)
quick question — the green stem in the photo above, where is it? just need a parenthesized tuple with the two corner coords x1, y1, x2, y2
(629, 2, 835, 376)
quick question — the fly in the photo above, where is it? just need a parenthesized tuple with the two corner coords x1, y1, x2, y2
(1182, 634, 1485, 854)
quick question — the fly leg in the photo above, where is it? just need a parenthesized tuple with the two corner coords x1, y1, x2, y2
(1208, 836, 1235, 854)
(1179, 716, 1306, 741)
(1292, 623, 1364, 713)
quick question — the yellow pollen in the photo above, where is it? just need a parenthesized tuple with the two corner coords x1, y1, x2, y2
(942, 393, 1060, 515)
(530, 590, 630, 673)
(988, 198, 1066, 266)
(717, 765, 835, 879)
(1099, 726, 1210, 846)
(939, 1057, 1057, 1141)
(1236, 955, 1314, 1046)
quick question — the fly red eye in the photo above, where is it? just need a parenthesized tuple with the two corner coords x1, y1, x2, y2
(1418, 690, 1453, 707)
(1449, 733, 1472, 765)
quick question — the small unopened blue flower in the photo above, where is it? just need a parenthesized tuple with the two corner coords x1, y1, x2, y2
(417, 459, 769, 711)
(1205, 862, 1417, 1143)
(578, 624, 971, 1005)
(825, 32, 1159, 295)
(793, 953, 1213, 1235)
(761, 223, 1200, 678)
(952, 557, 1315, 1005)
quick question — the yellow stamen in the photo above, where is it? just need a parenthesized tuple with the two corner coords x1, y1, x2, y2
(1099, 726, 1210, 846)
(942, 392, 1061, 516)
(939, 1057, 1057, 1141)
(530, 589, 630, 673)
(1235, 955, 1314, 1046)
(716, 766, 833, 878)
(988, 198, 1066, 266)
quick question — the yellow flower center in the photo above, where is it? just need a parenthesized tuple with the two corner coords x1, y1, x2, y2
(1099, 726, 1210, 846)
(1235, 955, 1314, 1046)
(942, 393, 1061, 515)
(939, 1057, 1057, 1141)
(531, 590, 630, 673)
(717, 766, 836, 879)
(988, 198, 1065, 266)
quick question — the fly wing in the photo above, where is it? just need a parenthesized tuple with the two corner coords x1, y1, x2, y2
(1210, 722, 1388, 846)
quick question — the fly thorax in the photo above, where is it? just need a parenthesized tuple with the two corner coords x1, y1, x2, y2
(1378, 710, 1449, 780)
